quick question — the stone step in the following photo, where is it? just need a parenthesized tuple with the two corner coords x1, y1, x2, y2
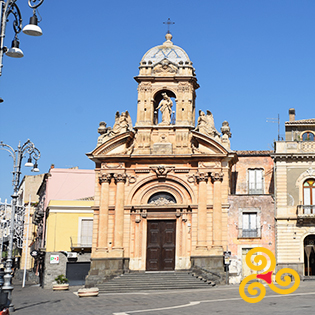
(97, 272, 215, 293)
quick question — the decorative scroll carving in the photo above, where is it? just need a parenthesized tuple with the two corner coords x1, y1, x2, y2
(123, 143, 135, 155)
(102, 163, 124, 169)
(150, 165, 174, 178)
(211, 172, 224, 182)
(149, 197, 175, 206)
(153, 59, 178, 76)
(195, 110, 220, 139)
(195, 172, 209, 183)
(302, 142, 315, 152)
(131, 208, 147, 223)
(306, 168, 315, 176)
(187, 172, 209, 183)
(99, 174, 112, 184)
(139, 82, 152, 92)
(177, 82, 190, 93)
(127, 175, 137, 185)
(113, 173, 127, 184)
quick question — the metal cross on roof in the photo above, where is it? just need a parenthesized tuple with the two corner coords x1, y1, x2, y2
(163, 18, 175, 34)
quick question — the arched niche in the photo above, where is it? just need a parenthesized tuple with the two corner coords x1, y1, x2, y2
(148, 192, 177, 205)
(153, 89, 176, 125)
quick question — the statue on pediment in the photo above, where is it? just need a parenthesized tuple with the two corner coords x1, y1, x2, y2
(157, 93, 173, 125)
(195, 110, 220, 139)
(97, 111, 133, 146)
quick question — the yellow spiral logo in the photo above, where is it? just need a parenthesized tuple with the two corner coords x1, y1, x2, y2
(239, 247, 300, 303)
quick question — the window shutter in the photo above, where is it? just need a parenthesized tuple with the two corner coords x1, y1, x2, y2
(248, 170, 255, 193)
(80, 219, 93, 246)
(256, 170, 263, 192)
(243, 213, 249, 230)
(250, 213, 257, 230)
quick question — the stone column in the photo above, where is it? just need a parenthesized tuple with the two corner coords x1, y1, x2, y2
(196, 172, 208, 249)
(212, 172, 224, 248)
(98, 174, 112, 249)
(113, 173, 127, 249)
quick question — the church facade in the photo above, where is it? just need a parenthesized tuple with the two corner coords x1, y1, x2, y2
(86, 33, 237, 286)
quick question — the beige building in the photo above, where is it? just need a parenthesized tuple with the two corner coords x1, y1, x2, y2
(273, 109, 315, 277)
(18, 174, 44, 271)
(86, 33, 237, 286)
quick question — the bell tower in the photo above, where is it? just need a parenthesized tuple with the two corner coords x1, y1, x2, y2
(134, 33, 199, 154)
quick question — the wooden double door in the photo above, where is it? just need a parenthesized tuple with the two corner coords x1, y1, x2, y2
(146, 220, 176, 271)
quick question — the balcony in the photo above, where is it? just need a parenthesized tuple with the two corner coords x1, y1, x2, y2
(297, 205, 315, 224)
(238, 227, 261, 239)
(70, 236, 92, 252)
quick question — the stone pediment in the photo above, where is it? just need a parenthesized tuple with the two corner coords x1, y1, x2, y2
(191, 131, 230, 155)
(88, 131, 135, 158)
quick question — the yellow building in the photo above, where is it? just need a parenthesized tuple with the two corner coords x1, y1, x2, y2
(44, 199, 94, 287)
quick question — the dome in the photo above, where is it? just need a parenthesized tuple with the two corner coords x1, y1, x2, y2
(140, 33, 191, 66)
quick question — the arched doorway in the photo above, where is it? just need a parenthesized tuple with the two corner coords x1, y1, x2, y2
(304, 235, 315, 276)
(146, 192, 177, 271)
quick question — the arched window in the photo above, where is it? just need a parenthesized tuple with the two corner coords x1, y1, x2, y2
(148, 192, 176, 205)
(302, 132, 315, 141)
(303, 179, 315, 214)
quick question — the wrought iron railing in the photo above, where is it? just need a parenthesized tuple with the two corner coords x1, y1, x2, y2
(238, 227, 261, 238)
(70, 236, 92, 249)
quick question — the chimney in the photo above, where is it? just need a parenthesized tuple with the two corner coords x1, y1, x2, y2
(289, 108, 295, 121)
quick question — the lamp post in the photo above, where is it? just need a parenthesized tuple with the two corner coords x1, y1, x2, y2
(0, 139, 40, 312)
(0, 0, 44, 102)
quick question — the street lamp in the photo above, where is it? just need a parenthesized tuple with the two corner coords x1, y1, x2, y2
(0, 139, 40, 312)
(0, 0, 45, 102)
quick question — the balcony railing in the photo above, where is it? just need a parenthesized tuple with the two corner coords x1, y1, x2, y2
(238, 227, 261, 238)
(70, 236, 92, 251)
(297, 205, 315, 217)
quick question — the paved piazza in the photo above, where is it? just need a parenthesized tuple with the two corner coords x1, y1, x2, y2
(11, 280, 315, 315)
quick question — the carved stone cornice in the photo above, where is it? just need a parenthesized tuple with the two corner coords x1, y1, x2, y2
(99, 174, 112, 184)
(211, 172, 224, 182)
(113, 173, 127, 184)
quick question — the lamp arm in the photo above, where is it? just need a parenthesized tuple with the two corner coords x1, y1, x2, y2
(0, 141, 16, 163)
(5, 2, 22, 34)
(28, 0, 44, 9)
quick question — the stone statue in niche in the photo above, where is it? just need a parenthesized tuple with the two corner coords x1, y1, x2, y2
(97, 111, 133, 146)
(156, 93, 173, 125)
(195, 110, 220, 139)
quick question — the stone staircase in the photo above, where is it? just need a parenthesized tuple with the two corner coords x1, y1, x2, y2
(97, 271, 215, 293)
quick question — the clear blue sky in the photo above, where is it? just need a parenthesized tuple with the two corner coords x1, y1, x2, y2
(0, 0, 314, 201)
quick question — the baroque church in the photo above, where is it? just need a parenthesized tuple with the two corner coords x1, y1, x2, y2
(86, 32, 238, 285)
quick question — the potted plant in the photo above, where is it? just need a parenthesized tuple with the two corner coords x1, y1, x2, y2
(53, 274, 69, 291)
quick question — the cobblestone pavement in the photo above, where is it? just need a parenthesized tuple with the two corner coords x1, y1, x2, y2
(11, 280, 315, 315)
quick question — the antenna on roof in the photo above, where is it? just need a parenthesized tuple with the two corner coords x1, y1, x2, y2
(266, 114, 281, 141)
